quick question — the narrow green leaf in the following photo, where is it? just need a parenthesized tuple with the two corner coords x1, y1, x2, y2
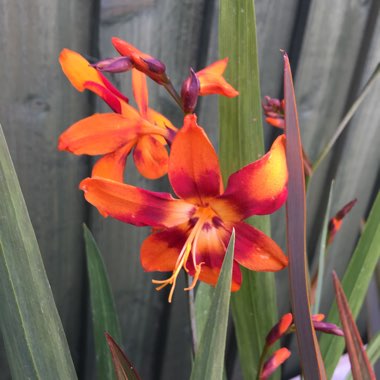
(313, 181, 334, 314)
(332, 272, 375, 379)
(320, 192, 380, 377)
(219, 1, 278, 378)
(0, 124, 77, 379)
(105, 333, 141, 380)
(83, 224, 122, 380)
(195, 282, 214, 344)
(190, 231, 235, 380)
(283, 53, 327, 378)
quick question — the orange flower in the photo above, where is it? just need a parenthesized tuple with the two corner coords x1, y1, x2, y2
(80, 114, 288, 302)
(112, 37, 169, 85)
(260, 348, 291, 380)
(58, 49, 177, 181)
(196, 58, 239, 97)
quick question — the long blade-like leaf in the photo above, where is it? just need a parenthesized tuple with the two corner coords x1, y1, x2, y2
(83, 224, 122, 380)
(190, 231, 235, 380)
(219, 1, 278, 378)
(332, 272, 376, 379)
(313, 181, 334, 313)
(105, 333, 141, 380)
(283, 53, 327, 379)
(0, 124, 77, 379)
(320, 192, 380, 377)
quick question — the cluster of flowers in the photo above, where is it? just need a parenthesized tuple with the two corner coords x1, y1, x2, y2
(59, 37, 289, 302)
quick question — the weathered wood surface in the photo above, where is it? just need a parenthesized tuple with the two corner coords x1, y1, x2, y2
(0, 0, 379, 379)
(0, 0, 96, 378)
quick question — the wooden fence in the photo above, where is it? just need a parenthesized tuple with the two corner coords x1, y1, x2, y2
(0, 0, 379, 378)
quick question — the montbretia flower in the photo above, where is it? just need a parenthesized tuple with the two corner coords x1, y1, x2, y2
(59, 49, 176, 181)
(80, 114, 288, 302)
(112, 37, 169, 85)
(182, 58, 239, 100)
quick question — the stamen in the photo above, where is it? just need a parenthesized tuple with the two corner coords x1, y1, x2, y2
(151, 214, 207, 302)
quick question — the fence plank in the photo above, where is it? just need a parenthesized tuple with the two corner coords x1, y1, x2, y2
(0, 0, 96, 376)
(92, 1, 212, 378)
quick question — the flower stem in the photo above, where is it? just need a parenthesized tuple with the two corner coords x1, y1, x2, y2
(163, 81, 184, 112)
(312, 63, 380, 174)
(256, 343, 270, 380)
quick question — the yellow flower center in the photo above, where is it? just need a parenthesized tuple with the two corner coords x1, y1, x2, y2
(152, 205, 219, 302)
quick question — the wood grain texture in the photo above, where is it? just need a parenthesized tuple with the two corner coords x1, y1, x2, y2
(92, 1, 211, 378)
(0, 0, 96, 376)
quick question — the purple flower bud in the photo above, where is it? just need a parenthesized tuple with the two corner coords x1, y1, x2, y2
(181, 68, 200, 114)
(313, 321, 344, 337)
(141, 57, 166, 74)
(91, 57, 133, 73)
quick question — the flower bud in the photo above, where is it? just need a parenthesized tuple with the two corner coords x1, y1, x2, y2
(91, 57, 133, 73)
(262, 96, 285, 129)
(181, 68, 200, 114)
(265, 313, 293, 346)
(327, 199, 357, 245)
(260, 348, 291, 380)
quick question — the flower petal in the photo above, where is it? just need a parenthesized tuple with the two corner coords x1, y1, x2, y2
(218, 135, 288, 218)
(196, 58, 239, 98)
(59, 48, 128, 102)
(84, 81, 122, 114)
(80, 178, 195, 228)
(58, 113, 140, 155)
(233, 222, 288, 271)
(132, 69, 148, 116)
(133, 135, 169, 179)
(59, 48, 104, 92)
(197, 261, 242, 291)
(169, 114, 223, 204)
(92, 143, 134, 182)
(140, 225, 188, 272)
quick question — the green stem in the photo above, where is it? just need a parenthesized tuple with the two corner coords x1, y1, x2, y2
(312, 63, 380, 173)
(163, 81, 184, 112)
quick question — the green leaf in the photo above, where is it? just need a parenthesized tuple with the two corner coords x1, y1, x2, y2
(283, 53, 326, 378)
(332, 272, 375, 379)
(320, 192, 380, 377)
(0, 124, 77, 379)
(105, 333, 141, 380)
(83, 224, 122, 380)
(313, 181, 334, 314)
(219, 1, 278, 378)
(195, 282, 214, 345)
(190, 231, 235, 380)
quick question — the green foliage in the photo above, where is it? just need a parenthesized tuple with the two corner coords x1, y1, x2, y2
(219, 1, 278, 378)
(83, 224, 122, 380)
(0, 124, 76, 379)
(320, 192, 380, 377)
(190, 232, 235, 380)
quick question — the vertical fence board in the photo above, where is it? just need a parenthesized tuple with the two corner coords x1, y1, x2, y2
(92, 1, 212, 378)
(0, 0, 96, 375)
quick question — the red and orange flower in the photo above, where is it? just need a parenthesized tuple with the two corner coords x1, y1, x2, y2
(58, 49, 177, 181)
(80, 114, 288, 302)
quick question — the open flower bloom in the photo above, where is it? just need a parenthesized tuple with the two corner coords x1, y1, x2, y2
(112, 37, 168, 85)
(195, 58, 239, 97)
(80, 114, 288, 302)
(59, 49, 177, 181)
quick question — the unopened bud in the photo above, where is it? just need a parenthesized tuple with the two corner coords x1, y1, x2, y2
(181, 68, 200, 114)
(327, 199, 357, 245)
(91, 57, 133, 73)
(262, 96, 285, 129)
(260, 348, 291, 380)
(313, 321, 344, 336)
(141, 57, 166, 75)
(266, 313, 293, 346)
